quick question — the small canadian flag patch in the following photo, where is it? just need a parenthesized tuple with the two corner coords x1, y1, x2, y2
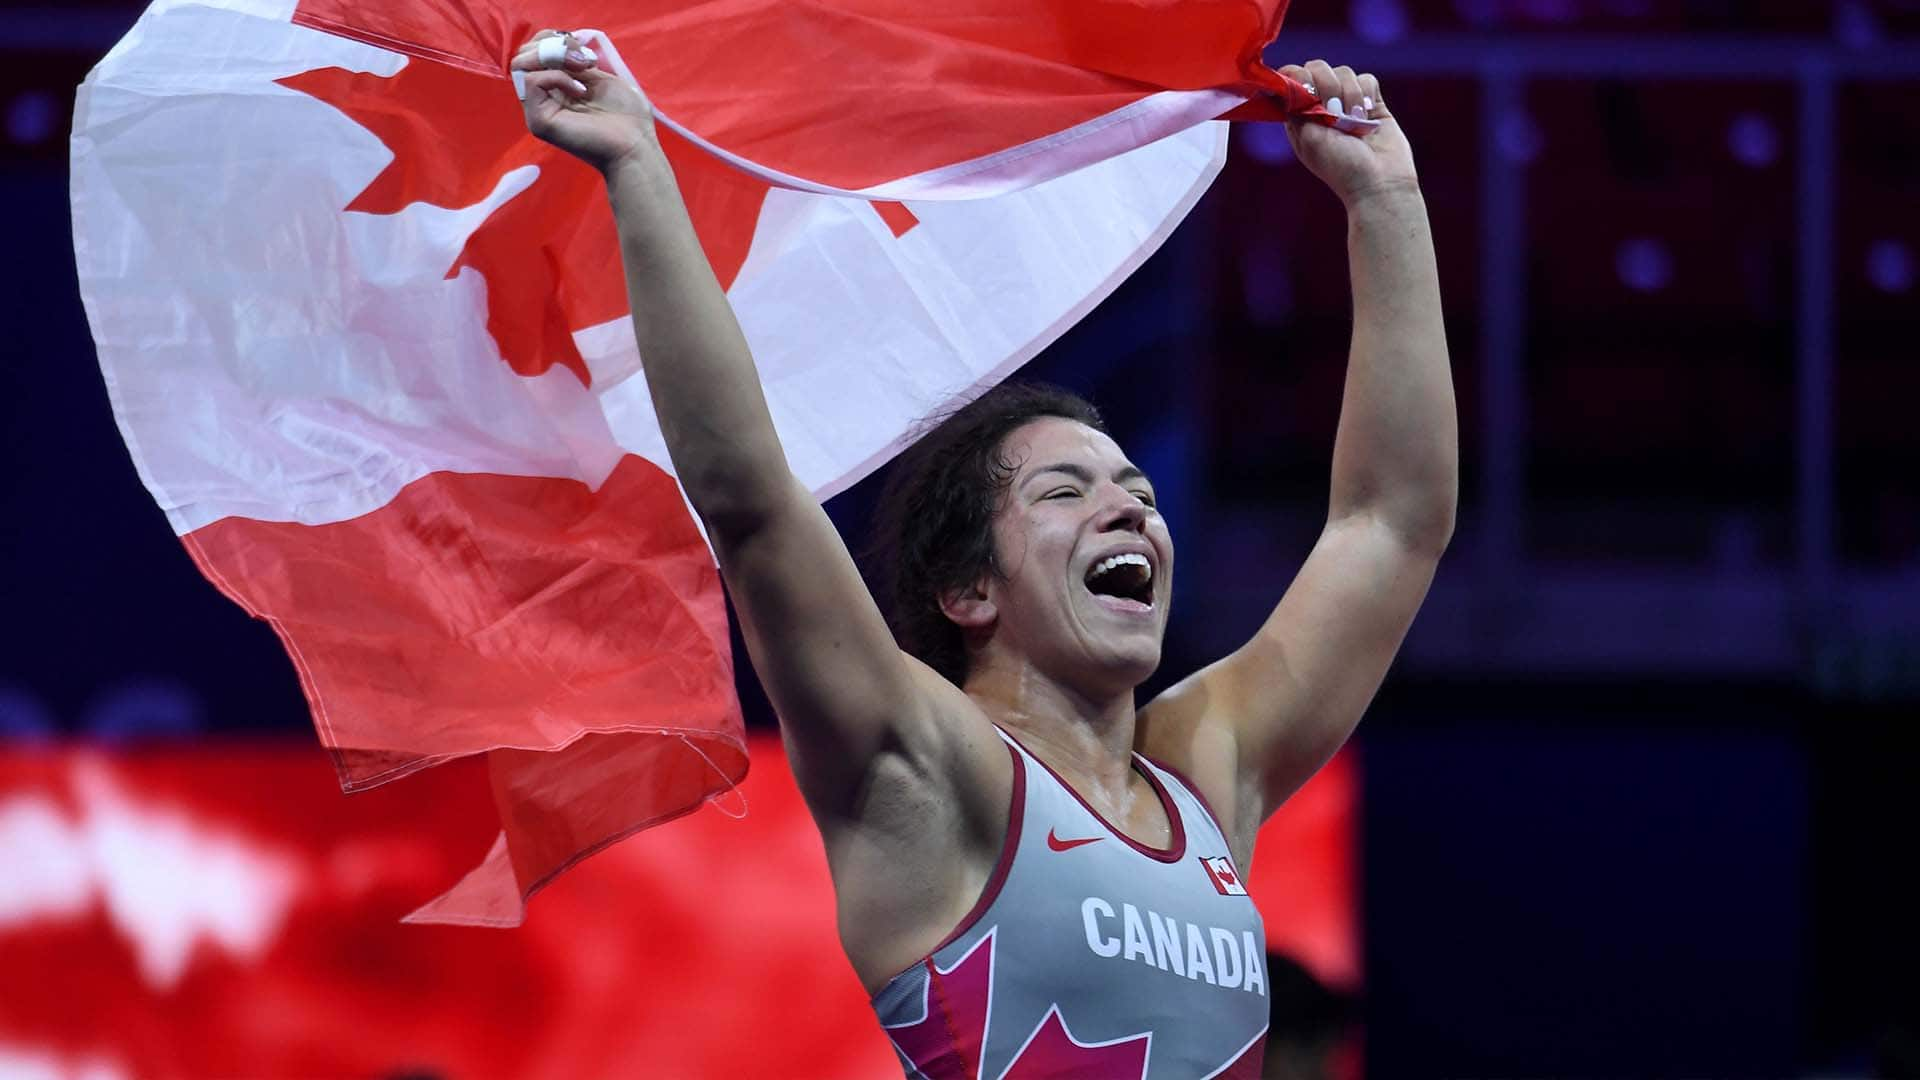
(1200, 855, 1247, 896)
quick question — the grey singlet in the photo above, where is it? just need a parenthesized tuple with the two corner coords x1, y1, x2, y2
(870, 727, 1269, 1079)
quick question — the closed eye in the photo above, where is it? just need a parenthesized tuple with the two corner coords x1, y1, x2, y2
(1044, 488, 1082, 500)
(1132, 491, 1156, 508)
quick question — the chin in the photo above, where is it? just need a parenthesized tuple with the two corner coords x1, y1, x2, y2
(1093, 638, 1163, 691)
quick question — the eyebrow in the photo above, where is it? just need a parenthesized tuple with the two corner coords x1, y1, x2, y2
(1023, 463, 1154, 490)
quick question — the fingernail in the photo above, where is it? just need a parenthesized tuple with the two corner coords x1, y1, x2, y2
(567, 48, 588, 64)
(570, 78, 588, 94)
(1363, 96, 1375, 110)
(579, 46, 597, 63)
(1350, 103, 1368, 119)
(1326, 96, 1344, 116)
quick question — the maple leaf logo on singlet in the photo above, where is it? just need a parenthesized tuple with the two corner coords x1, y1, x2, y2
(884, 929, 1153, 1079)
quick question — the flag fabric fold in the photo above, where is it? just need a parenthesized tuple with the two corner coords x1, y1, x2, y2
(72, 0, 1307, 925)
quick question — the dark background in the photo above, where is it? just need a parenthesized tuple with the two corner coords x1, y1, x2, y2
(4, 2, 1918, 1075)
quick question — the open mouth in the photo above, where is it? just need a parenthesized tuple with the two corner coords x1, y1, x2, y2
(1084, 552, 1154, 608)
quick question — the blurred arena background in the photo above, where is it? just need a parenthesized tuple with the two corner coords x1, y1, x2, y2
(3, 1, 1917, 1076)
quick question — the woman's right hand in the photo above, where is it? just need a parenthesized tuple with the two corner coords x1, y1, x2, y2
(512, 31, 658, 174)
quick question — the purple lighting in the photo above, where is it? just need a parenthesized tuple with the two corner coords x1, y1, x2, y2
(1867, 240, 1914, 294)
(1516, 0, 1578, 23)
(1453, 0, 1500, 28)
(84, 679, 207, 740)
(1835, 0, 1882, 47)
(1240, 123, 1294, 166)
(1350, 0, 1410, 43)
(6, 91, 58, 146)
(0, 685, 57, 740)
(1617, 237, 1674, 292)
(1496, 110, 1544, 164)
(1726, 113, 1780, 168)
(1241, 246, 1295, 325)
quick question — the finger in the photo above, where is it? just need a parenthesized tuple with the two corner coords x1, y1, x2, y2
(1275, 63, 1313, 96)
(1355, 72, 1390, 120)
(510, 33, 590, 71)
(511, 32, 597, 73)
(517, 68, 590, 106)
(1332, 65, 1365, 122)
(513, 29, 567, 60)
(510, 35, 559, 72)
(1304, 59, 1342, 115)
(1271, 63, 1320, 122)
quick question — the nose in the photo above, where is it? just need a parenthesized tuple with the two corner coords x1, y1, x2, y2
(1096, 486, 1148, 533)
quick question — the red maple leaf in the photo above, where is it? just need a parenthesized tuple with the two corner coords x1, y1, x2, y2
(884, 929, 1155, 1079)
(884, 926, 1269, 1077)
(278, 58, 773, 387)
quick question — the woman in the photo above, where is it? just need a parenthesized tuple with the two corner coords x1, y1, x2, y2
(514, 33, 1454, 1076)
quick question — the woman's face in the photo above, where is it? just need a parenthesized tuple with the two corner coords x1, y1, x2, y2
(976, 417, 1174, 692)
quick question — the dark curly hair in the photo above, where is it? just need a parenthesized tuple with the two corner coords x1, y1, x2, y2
(870, 380, 1105, 686)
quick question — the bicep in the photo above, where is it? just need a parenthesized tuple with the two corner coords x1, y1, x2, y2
(1210, 515, 1442, 821)
(710, 476, 966, 814)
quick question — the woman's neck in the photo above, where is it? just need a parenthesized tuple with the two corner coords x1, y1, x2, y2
(964, 658, 1138, 791)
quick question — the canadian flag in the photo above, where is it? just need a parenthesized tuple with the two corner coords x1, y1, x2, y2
(1202, 855, 1250, 896)
(71, 0, 1322, 925)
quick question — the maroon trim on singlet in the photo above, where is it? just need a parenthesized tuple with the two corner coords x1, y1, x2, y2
(923, 738, 1027, 958)
(1144, 756, 1234, 848)
(1000, 728, 1187, 864)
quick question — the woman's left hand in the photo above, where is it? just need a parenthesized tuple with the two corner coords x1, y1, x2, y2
(1276, 61, 1420, 207)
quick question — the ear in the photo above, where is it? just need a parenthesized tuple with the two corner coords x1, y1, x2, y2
(939, 578, 997, 631)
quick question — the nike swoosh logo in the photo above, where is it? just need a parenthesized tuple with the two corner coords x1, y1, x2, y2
(1047, 829, 1103, 852)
